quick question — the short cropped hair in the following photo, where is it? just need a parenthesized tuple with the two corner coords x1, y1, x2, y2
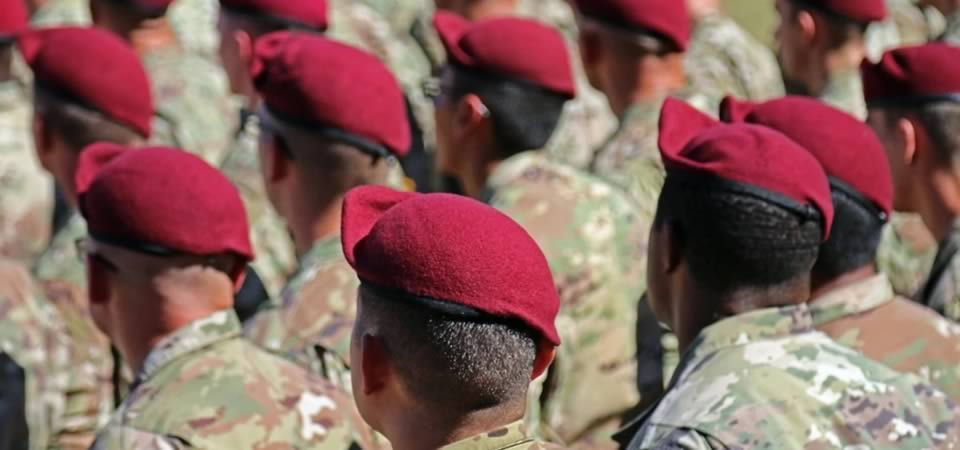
(33, 86, 144, 152)
(813, 189, 885, 280)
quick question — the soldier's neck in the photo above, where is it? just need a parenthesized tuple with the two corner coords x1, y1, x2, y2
(810, 265, 876, 301)
(0, 49, 12, 83)
(125, 18, 179, 55)
(385, 402, 524, 450)
(612, 56, 686, 118)
(460, 0, 519, 20)
(289, 193, 344, 258)
(816, 41, 867, 93)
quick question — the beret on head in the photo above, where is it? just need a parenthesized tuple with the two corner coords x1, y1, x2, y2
(0, 0, 28, 37)
(18, 27, 153, 138)
(341, 185, 561, 345)
(720, 96, 892, 217)
(791, 0, 886, 22)
(659, 98, 834, 239)
(862, 44, 960, 108)
(252, 31, 410, 158)
(572, 0, 690, 51)
(433, 11, 575, 98)
(77, 144, 253, 260)
(219, 0, 327, 31)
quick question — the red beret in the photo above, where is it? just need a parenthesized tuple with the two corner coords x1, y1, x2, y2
(77, 144, 253, 260)
(862, 44, 960, 108)
(341, 185, 561, 345)
(572, 0, 690, 52)
(792, 0, 886, 22)
(720, 96, 892, 217)
(0, 0, 28, 37)
(252, 32, 410, 158)
(219, 0, 327, 31)
(660, 98, 834, 239)
(433, 11, 575, 98)
(18, 27, 153, 138)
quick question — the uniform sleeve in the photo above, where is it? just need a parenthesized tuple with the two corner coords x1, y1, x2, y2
(630, 426, 728, 450)
(89, 425, 192, 450)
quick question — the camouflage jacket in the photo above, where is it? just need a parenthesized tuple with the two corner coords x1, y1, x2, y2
(244, 236, 357, 391)
(0, 261, 70, 450)
(685, 13, 784, 101)
(29, 0, 89, 27)
(219, 113, 297, 300)
(811, 273, 960, 401)
(32, 212, 115, 450)
(484, 151, 649, 448)
(866, 0, 945, 60)
(877, 212, 938, 297)
(820, 70, 867, 120)
(143, 44, 236, 165)
(625, 304, 960, 450)
(440, 421, 565, 450)
(90, 310, 376, 449)
(918, 219, 960, 321)
(0, 77, 53, 266)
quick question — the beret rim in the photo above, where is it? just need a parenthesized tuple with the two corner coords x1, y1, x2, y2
(259, 106, 402, 158)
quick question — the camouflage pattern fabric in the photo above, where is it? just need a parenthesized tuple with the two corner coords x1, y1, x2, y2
(866, 0, 946, 61)
(877, 212, 938, 298)
(244, 236, 356, 392)
(0, 76, 53, 266)
(942, 10, 960, 45)
(0, 261, 69, 450)
(685, 13, 785, 101)
(32, 212, 115, 450)
(143, 45, 236, 165)
(626, 304, 960, 449)
(820, 70, 867, 120)
(90, 310, 377, 449)
(484, 151, 649, 448)
(918, 219, 960, 321)
(811, 273, 960, 401)
(440, 420, 565, 450)
(168, 0, 220, 59)
(29, 0, 89, 27)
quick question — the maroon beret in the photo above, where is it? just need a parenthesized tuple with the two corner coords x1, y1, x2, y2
(19, 27, 153, 138)
(572, 0, 690, 52)
(659, 98, 834, 239)
(252, 32, 410, 158)
(77, 144, 253, 260)
(219, 0, 327, 31)
(792, 0, 886, 22)
(720, 96, 892, 217)
(862, 44, 960, 108)
(434, 11, 575, 98)
(0, 0, 28, 37)
(341, 185, 561, 345)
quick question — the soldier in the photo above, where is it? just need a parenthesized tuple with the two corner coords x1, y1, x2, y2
(721, 95, 960, 400)
(243, 32, 409, 389)
(21, 26, 154, 449)
(685, 0, 785, 101)
(72, 144, 374, 449)
(0, 0, 53, 265)
(341, 185, 562, 449)
(621, 98, 960, 449)
(430, 13, 648, 448)
(863, 43, 960, 321)
(90, 0, 235, 165)
(865, 0, 945, 60)
(918, 0, 960, 43)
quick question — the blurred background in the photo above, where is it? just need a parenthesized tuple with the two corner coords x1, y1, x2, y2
(727, 0, 777, 46)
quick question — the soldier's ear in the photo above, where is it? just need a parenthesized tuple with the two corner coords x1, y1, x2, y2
(235, 29, 255, 69)
(797, 9, 817, 45)
(359, 334, 390, 396)
(662, 219, 685, 275)
(898, 117, 920, 169)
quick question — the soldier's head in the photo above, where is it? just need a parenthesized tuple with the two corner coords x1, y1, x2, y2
(216, 0, 327, 98)
(572, 0, 689, 117)
(76, 144, 252, 371)
(341, 186, 559, 442)
(251, 32, 408, 244)
(775, 0, 885, 96)
(89, 0, 172, 35)
(20, 27, 152, 206)
(432, 0, 519, 20)
(0, 0, 26, 76)
(429, 12, 573, 198)
(648, 99, 832, 351)
(721, 96, 892, 290)
(863, 44, 960, 235)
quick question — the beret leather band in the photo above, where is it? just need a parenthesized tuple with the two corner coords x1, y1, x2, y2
(221, 4, 325, 32)
(828, 176, 888, 223)
(360, 282, 533, 330)
(259, 106, 394, 159)
(866, 93, 960, 109)
(89, 230, 185, 257)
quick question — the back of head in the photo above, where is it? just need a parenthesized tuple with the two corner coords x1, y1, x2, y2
(788, 0, 886, 47)
(219, 0, 328, 35)
(572, 0, 691, 55)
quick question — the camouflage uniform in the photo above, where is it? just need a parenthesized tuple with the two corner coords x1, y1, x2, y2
(820, 70, 868, 120)
(625, 304, 960, 449)
(811, 273, 960, 400)
(918, 219, 960, 321)
(90, 310, 376, 449)
(941, 10, 960, 45)
(685, 13, 785, 101)
(441, 421, 564, 450)
(168, 0, 220, 59)
(143, 45, 236, 165)
(866, 0, 945, 60)
(0, 74, 54, 265)
(484, 151, 648, 448)
(0, 261, 69, 450)
(32, 212, 115, 450)
(29, 0, 89, 27)
(877, 212, 938, 297)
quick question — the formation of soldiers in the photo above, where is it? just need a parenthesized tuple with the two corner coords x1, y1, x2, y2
(3, 0, 960, 448)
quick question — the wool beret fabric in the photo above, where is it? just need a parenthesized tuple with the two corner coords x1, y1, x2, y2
(219, 0, 327, 31)
(341, 185, 561, 345)
(0, 0, 28, 37)
(572, 0, 691, 51)
(862, 44, 960, 108)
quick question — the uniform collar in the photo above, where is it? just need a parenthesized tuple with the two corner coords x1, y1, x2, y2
(686, 304, 815, 360)
(299, 235, 344, 273)
(619, 98, 666, 128)
(483, 151, 546, 200)
(821, 70, 866, 118)
(439, 420, 536, 450)
(136, 310, 242, 386)
(809, 274, 895, 326)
